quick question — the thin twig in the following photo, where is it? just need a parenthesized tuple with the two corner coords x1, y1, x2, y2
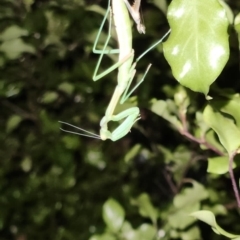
(229, 150, 240, 208)
(178, 110, 225, 156)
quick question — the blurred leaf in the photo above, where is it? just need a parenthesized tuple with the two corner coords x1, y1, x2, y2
(173, 86, 190, 109)
(0, 38, 35, 59)
(207, 156, 236, 174)
(121, 222, 139, 240)
(41, 91, 59, 104)
(0, 25, 28, 41)
(85, 148, 106, 169)
(6, 115, 22, 133)
(44, 11, 69, 46)
(102, 198, 125, 232)
(132, 193, 158, 225)
(58, 82, 74, 95)
(21, 156, 32, 172)
(168, 203, 199, 229)
(195, 112, 210, 138)
(163, 0, 229, 94)
(40, 110, 60, 133)
(190, 210, 240, 238)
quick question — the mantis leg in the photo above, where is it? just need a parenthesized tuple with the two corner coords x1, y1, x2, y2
(120, 63, 152, 104)
(92, 0, 134, 81)
(136, 29, 171, 62)
(100, 107, 140, 141)
(99, 62, 151, 141)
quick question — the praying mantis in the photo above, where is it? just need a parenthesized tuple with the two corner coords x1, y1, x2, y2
(60, 0, 170, 141)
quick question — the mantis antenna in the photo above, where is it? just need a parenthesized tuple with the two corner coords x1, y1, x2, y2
(123, 0, 146, 34)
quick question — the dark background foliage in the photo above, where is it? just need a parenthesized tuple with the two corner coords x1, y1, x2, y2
(0, 0, 239, 239)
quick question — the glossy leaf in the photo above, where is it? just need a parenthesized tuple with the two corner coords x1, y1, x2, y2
(207, 156, 236, 174)
(168, 181, 208, 229)
(41, 91, 59, 104)
(234, 12, 240, 30)
(211, 96, 240, 128)
(203, 105, 240, 154)
(151, 99, 182, 130)
(190, 210, 240, 239)
(168, 203, 199, 229)
(163, 0, 229, 94)
(58, 82, 74, 95)
(102, 198, 125, 232)
(173, 181, 208, 208)
(180, 226, 201, 240)
(137, 224, 156, 240)
(204, 129, 226, 153)
(89, 234, 116, 240)
(124, 144, 141, 163)
(121, 221, 140, 240)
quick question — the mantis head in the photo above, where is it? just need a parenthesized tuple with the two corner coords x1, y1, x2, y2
(137, 23, 145, 34)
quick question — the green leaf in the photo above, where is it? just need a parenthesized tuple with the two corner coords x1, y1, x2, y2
(190, 210, 240, 238)
(0, 25, 28, 41)
(89, 233, 116, 240)
(168, 203, 199, 229)
(207, 156, 236, 174)
(6, 115, 23, 133)
(168, 181, 208, 229)
(137, 224, 156, 240)
(102, 198, 125, 232)
(41, 91, 58, 104)
(124, 144, 141, 163)
(152, 0, 168, 14)
(121, 222, 139, 240)
(121, 221, 139, 240)
(23, 0, 34, 11)
(173, 181, 208, 208)
(40, 110, 60, 133)
(58, 82, 74, 95)
(131, 193, 158, 225)
(163, 0, 229, 94)
(180, 226, 201, 240)
(203, 105, 240, 154)
(21, 156, 32, 172)
(0, 38, 35, 59)
(151, 99, 182, 130)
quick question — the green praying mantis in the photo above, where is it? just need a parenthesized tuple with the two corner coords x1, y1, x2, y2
(60, 0, 170, 141)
